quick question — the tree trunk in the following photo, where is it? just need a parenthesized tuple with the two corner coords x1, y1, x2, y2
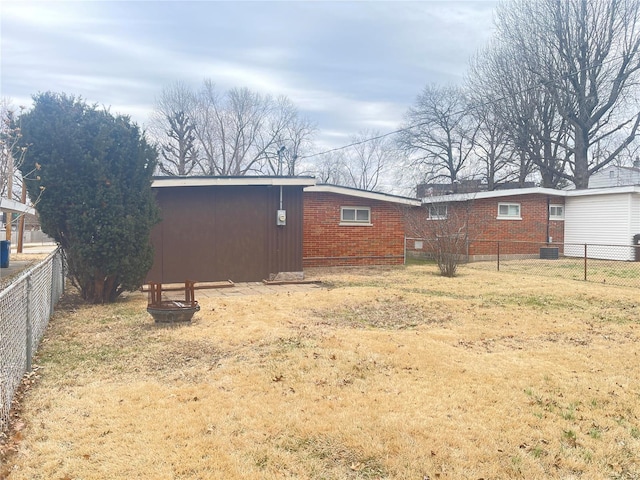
(573, 125, 590, 189)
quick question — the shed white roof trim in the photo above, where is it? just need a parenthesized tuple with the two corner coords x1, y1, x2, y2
(564, 186, 640, 197)
(152, 176, 317, 188)
(306, 184, 421, 206)
(0, 198, 36, 215)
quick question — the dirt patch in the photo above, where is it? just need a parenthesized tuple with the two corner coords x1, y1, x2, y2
(312, 295, 451, 329)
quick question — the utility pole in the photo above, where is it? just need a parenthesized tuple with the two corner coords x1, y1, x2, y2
(17, 177, 27, 253)
(5, 150, 13, 242)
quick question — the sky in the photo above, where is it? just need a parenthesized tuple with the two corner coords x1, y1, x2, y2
(1, 0, 497, 156)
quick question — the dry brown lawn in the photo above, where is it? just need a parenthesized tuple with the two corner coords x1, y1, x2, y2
(2, 264, 640, 479)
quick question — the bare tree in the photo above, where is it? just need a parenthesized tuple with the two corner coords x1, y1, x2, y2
(264, 103, 316, 176)
(406, 201, 472, 277)
(340, 130, 394, 191)
(495, 0, 640, 189)
(149, 82, 199, 176)
(467, 97, 519, 190)
(310, 152, 348, 185)
(398, 84, 479, 185)
(469, 40, 571, 188)
(0, 99, 28, 200)
(192, 81, 314, 176)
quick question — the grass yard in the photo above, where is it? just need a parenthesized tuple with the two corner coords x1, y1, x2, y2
(467, 257, 640, 289)
(2, 264, 640, 479)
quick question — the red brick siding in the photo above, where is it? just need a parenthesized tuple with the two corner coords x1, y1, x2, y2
(465, 195, 565, 255)
(406, 194, 565, 258)
(303, 192, 408, 267)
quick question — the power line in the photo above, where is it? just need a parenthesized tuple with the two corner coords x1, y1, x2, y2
(298, 53, 634, 161)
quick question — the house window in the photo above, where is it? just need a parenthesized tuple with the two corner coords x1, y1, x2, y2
(549, 204, 564, 220)
(340, 206, 371, 225)
(497, 203, 521, 219)
(428, 204, 448, 220)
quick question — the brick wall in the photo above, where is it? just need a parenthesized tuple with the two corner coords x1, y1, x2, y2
(303, 192, 408, 267)
(466, 194, 565, 255)
(406, 194, 566, 259)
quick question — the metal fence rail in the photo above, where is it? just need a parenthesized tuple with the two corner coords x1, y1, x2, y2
(484, 242, 640, 288)
(406, 238, 640, 288)
(0, 248, 65, 432)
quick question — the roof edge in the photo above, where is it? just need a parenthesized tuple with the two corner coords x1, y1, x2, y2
(564, 185, 640, 197)
(420, 185, 640, 203)
(152, 176, 317, 188)
(305, 184, 421, 206)
(421, 187, 567, 203)
(0, 198, 36, 215)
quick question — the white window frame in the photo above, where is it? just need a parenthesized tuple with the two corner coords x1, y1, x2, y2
(428, 204, 448, 220)
(340, 206, 372, 226)
(497, 202, 521, 220)
(549, 204, 564, 220)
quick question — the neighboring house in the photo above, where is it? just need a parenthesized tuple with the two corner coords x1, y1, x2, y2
(416, 186, 640, 262)
(416, 188, 566, 261)
(146, 176, 640, 284)
(0, 197, 34, 217)
(147, 176, 315, 283)
(147, 178, 421, 282)
(1, 212, 52, 245)
(0, 198, 43, 245)
(303, 184, 420, 267)
(589, 159, 640, 188)
(588, 162, 640, 189)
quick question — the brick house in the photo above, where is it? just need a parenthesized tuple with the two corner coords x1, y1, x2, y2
(303, 184, 420, 267)
(413, 188, 567, 261)
(147, 178, 639, 281)
(414, 185, 640, 261)
(147, 178, 420, 282)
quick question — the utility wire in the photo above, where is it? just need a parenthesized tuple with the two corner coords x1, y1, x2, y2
(298, 53, 634, 161)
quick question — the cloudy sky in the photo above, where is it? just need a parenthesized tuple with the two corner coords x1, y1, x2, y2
(1, 0, 497, 153)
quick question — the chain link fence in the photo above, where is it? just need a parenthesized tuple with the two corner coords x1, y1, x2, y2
(406, 238, 640, 288)
(0, 248, 65, 432)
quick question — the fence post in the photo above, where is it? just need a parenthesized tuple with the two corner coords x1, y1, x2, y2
(50, 255, 57, 316)
(60, 251, 65, 295)
(497, 241, 500, 271)
(26, 275, 33, 372)
(584, 244, 587, 282)
(403, 236, 407, 265)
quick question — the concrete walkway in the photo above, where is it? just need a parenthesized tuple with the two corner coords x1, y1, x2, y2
(195, 281, 323, 298)
(1, 242, 324, 298)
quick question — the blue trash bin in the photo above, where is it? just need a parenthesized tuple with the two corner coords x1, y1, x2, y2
(0, 240, 10, 268)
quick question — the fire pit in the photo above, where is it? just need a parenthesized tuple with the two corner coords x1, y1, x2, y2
(147, 281, 200, 323)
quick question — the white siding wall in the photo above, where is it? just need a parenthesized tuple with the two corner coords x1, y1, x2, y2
(564, 193, 637, 260)
(632, 194, 640, 236)
(632, 195, 640, 262)
(589, 166, 640, 188)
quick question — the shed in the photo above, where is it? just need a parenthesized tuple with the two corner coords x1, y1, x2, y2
(147, 177, 315, 283)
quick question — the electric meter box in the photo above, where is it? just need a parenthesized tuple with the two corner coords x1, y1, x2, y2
(276, 209, 287, 226)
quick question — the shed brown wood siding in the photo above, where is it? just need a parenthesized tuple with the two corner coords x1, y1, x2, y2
(147, 185, 304, 283)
